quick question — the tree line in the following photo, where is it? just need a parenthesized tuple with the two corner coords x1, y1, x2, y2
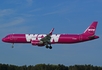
(0, 63, 102, 70)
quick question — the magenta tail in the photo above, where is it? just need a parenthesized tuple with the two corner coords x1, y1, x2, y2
(83, 21, 98, 35)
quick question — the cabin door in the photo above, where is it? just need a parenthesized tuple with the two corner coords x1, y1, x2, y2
(79, 35, 82, 41)
(10, 34, 14, 43)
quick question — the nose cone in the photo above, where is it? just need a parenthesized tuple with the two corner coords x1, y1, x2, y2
(2, 38, 6, 42)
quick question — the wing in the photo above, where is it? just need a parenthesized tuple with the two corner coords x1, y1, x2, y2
(31, 28, 54, 49)
(40, 28, 54, 45)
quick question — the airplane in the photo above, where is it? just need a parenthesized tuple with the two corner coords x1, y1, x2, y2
(2, 21, 99, 49)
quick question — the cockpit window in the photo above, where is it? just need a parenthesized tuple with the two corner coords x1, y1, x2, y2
(5, 35, 11, 38)
(5, 36, 9, 37)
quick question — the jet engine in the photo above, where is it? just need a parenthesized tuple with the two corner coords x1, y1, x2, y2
(31, 40, 44, 46)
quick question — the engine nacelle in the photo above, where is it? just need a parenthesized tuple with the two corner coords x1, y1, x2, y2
(31, 40, 44, 46)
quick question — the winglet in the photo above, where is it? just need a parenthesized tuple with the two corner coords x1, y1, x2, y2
(49, 28, 54, 35)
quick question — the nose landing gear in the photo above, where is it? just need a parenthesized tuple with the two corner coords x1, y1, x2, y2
(12, 43, 14, 48)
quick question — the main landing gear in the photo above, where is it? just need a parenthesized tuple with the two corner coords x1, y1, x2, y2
(46, 45, 52, 49)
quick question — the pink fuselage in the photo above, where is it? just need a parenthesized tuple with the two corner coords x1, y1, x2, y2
(2, 34, 99, 46)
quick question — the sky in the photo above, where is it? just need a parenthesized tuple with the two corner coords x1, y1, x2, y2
(0, 0, 102, 66)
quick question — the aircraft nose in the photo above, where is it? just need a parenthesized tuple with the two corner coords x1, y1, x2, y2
(2, 38, 6, 42)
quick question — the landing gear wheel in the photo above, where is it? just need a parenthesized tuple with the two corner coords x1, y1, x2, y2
(12, 45, 14, 48)
(49, 46, 52, 49)
(46, 45, 49, 49)
(12, 43, 14, 48)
